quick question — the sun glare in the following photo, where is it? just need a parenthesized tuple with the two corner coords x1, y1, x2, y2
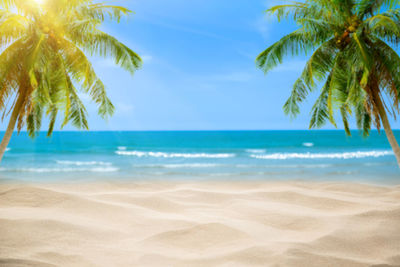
(32, 0, 45, 5)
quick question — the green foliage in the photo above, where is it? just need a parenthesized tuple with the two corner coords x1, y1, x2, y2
(0, 0, 142, 137)
(309, 74, 331, 129)
(256, 29, 314, 74)
(256, 0, 400, 136)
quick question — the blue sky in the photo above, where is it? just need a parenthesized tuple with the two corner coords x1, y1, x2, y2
(11, 0, 400, 131)
(86, 0, 316, 131)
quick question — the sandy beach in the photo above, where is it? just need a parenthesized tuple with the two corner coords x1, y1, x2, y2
(0, 181, 399, 266)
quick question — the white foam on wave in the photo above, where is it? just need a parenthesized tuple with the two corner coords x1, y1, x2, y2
(0, 167, 119, 173)
(162, 163, 220, 168)
(56, 160, 112, 166)
(245, 149, 267, 154)
(117, 146, 127, 151)
(250, 150, 393, 160)
(302, 142, 314, 147)
(5, 148, 10, 152)
(115, 151, 235, 158)
(237, 163, 333, 168)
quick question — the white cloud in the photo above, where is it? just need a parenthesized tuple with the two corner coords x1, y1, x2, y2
(254, 15, 271, 40)
(255, 0, 288, 40)
(141, 54, 153, 63)
(77, 93, 91, 102)
(97, 58, 118, 68)
(114, 102, 134, 116)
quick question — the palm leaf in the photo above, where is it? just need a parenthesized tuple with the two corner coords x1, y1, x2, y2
(256, 29, 314, 74)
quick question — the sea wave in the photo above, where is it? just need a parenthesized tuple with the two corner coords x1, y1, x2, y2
(159, 163, 220, 168)
(245, 149, 266, 154)
(302, 142, 314, 147)
(117, 146, 127, 151)
(115, 151, 235, 158)
(250, 150, 393, 160)
(0, 167, 119, 173)
(56, 160, 112, 166)
(5, 148, 10, 152)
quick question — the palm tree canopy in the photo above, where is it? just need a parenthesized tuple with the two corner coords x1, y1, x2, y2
(0, 0, 142, 137)
(256, 0, 400, 136)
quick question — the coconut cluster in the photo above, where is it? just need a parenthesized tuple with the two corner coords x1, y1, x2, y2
(335, 17, 361, 50)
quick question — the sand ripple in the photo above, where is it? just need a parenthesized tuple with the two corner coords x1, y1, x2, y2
(0, 181, 399, 266)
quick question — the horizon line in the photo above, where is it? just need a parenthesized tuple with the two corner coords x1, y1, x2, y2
(6, 129, 400, 133)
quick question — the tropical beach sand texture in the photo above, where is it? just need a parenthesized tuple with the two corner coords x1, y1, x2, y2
(0, 181, 399, 267)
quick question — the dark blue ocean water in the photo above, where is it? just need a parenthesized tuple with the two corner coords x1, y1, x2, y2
(1, 131, 399, 184)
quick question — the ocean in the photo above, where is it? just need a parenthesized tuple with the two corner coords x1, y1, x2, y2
(2, 131, 399, 184)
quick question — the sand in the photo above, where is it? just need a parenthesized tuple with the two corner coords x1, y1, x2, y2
(0, 181, 399, 267)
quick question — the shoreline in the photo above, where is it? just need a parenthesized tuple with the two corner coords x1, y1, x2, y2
(1, 175, 399, 188)
(1, 180, 399, 266)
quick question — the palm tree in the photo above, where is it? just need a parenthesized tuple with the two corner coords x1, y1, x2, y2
(256, 0, 400, 167)
(0, 0, 142, 161)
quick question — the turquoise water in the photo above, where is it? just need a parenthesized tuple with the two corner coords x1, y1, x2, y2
(1, 131, 399, 184)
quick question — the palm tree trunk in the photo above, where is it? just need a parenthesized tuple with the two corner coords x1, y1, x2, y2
(0, 92, 25, 162)
(372, 90, 400, 168)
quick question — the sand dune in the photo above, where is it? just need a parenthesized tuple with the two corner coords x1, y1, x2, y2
(0, 181, 399, 266)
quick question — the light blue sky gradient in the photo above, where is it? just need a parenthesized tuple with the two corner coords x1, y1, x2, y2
(6, 0, 400, 131)
(87, 0, 319, 130)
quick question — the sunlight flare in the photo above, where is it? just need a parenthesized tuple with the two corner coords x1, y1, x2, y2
(32, 0, 45, 5)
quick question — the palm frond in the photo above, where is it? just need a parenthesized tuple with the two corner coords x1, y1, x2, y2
(258, 0, 400, 139)
(266, 2, 308, 21)
(283, 78, 308, 117)
(0, 0, 140, 136)
(309, 74, 332, 129)
(86, 31, 142, 75)
(256, 29, 314, 74)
